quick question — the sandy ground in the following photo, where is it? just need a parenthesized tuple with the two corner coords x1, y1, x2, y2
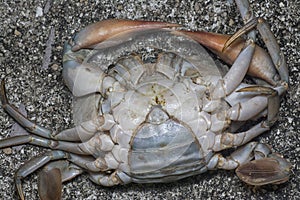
(0, 0, 299, 199)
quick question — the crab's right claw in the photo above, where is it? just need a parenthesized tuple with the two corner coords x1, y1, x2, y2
(175, 30, 279, 86)
(72, 19, 180, 51)
(236, 154, 292, 186)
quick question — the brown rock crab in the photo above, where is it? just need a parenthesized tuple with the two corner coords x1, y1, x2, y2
(0, 0, 291, 199)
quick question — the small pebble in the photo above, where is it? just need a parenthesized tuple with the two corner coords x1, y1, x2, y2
(2, 148, 12, 155)
(36, 6, 43, 17)
(51, 63, 59, 71)
(14, 29, 21, 36)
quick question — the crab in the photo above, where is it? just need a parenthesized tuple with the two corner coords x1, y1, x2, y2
(0, 0, 291, 199)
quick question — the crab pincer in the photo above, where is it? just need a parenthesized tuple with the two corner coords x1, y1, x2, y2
(72, 19, 180, 51)
(176, 30, 279, 86)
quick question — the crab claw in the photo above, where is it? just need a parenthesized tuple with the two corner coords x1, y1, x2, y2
(72, 19, 180, 51)
(177, 31, 278, 85)
(236, 153, 292, 186)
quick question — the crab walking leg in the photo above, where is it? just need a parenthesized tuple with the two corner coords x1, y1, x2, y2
(211, 41, 255, 99)
(212, 122, 269, 152)
(0, 79, 115, 144)
(0, 132, 114, 156)
(207, 142, 291, 186)
(226, 85, 286, 122)
(0, 111, 115, 154)
(51, 132, 115, 155)
(38, 160, 83, 200)
(225, 5, 288, 82)
(234, 0, 256, 43)
(0, 135, 49, 148)
(68, 145, 129, 173)
(257, 18, 289, 82)
(56, 133, 114, 155)
(14, 150, 68, 200)
(0, 80, 52, 139)
(0, 134, 84, 154)
(67, 154, 109, 172)
(225, 17, 288, 82)
(88, 171, 123, 186)
(0, 80, 115, 152)
(39, 160, 83, 182)
(208, 142, 260, 169)
(53, 113, 115, 142)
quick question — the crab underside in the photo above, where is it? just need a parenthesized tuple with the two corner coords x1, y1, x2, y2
(0, 0, 291, 199)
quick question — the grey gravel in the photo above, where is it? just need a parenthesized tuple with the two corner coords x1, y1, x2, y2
(0, 0, 299, 200)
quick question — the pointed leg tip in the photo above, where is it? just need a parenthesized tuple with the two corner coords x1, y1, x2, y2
(15, 178, 25, 200)
(71, 45, 80, 52)
(0, 78, 8, 105)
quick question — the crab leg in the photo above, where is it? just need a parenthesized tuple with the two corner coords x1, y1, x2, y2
(209, 142, 261, 169)
(0, 79, 115, 146)
(211, 87, 286, 152)
(226, 85, 285, 123)
(232, 0, 257, 45)
(0, 133, 90, 155)
(208, 142, 291, 186)
(178, 1, 288, 86)
(0, 80, 52, 139)
(232, 0, 288, 82)
(0, 81, 114, 155)
(71, 19, 180, 51)
(88, 171, 122, 186)
(0, 131, 114, 156)
(14, 150, 68, 200)
(67, 154, 109, 172)
(257, 18, 288, 82)
(212, 122, 269, 152)
(236, 153, 291, 185)
(210, 41, 255, 99)
(224, 17, 288, 83)
(53, 113, 115, 142)
(0, 123, 111, 155)
(224, 0, 288, 124)
(38, 160, 83, 200)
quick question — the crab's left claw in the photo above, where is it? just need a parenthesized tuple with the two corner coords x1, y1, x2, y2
(236, 153, 292, 186)
(72, 19, 180, 51)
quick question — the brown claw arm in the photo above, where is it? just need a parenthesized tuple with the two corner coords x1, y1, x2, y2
(177, 30, 278, 85)
(72, 19, 180, 51)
